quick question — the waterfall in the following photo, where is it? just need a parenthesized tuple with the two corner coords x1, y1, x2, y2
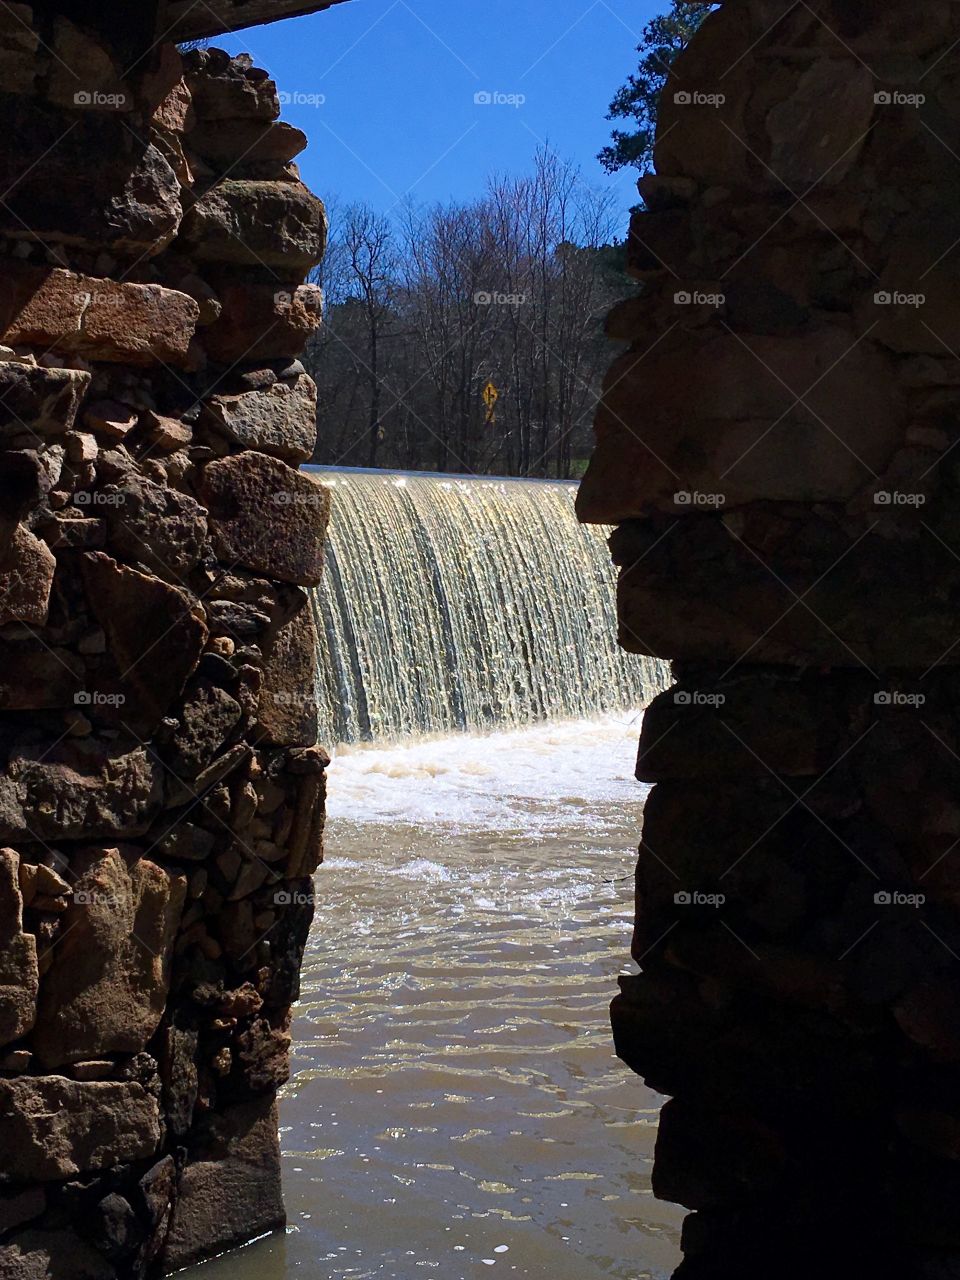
(307, 468, 669, 744)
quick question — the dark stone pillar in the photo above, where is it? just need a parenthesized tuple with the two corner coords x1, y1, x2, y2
(580, 2, 960, 1274)
(0, 11, 331, 1274)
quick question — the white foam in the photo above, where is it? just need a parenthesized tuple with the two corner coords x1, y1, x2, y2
(325, 713, 649, 834)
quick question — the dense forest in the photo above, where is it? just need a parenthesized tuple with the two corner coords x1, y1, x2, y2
(304, 2, 714, 480)
(304, 150, 636, 479)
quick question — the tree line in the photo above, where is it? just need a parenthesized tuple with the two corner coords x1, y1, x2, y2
(304, 149, 636, 479)
(305, 2, 713, 479)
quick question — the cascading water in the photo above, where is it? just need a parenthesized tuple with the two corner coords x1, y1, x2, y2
(185, 469, 686, 1280)
(307, 468, 668, 743)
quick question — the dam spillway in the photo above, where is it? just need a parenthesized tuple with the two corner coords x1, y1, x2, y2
(308, 469, 668, 744)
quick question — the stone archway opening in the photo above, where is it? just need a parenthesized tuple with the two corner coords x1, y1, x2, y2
(3, 3, 960, 1280)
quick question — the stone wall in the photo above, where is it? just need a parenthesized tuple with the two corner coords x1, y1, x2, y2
(579, 2, 960, 1275)
(0, 10, 329, 1276)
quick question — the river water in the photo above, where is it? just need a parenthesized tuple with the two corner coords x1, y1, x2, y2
(189, 714, 683, 1280)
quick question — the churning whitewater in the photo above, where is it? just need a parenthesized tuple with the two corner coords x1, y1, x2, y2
(308, 470, 666, 743)
(179, 475, 679, 1280)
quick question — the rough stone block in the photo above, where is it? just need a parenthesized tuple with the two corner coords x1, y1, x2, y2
(201, 372, 318, 463)
(765, 60, 875, 189)
(0, 1229, 117, 1278)
(652, 3, 754, 188)
(188, 119, 307, 169)
(97, 474, 207, 579)
(81, 553, 208, 737)
(0, 266, 200, 368)
(198, 452, 329, 586)
(0, 364, 90, 438)
(171, 679, 243, 777)
(577, 325, 905, 522)
(181, 180, 326, 270)
(32, 846, 186, 1068)
(47, 18, 131, 113)
(653, 1099, 787, 1211)
(0, 736, 164, 843)
(0, 96, 180, 253)
(161, 1094, 285, 1271)
(0, 1076, 160, 1182)
(0, 849, 37, 1050)
(257, 602, 320, 745)
(186, 57, 280, 121)
(0, 527, 55, 627)
(200, 282, 322, 363)
(637, 672, 847, 782)
(0, 4, 40, 95)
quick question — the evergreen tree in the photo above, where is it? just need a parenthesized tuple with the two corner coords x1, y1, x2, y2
(599, 1, 717, 175)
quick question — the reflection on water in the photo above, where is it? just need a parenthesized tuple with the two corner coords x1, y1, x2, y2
(185, 716, 683, 1279)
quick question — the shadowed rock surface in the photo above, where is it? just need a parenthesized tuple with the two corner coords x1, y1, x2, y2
(0, 5, 333, 1274)
(580, 1, 960, 1276)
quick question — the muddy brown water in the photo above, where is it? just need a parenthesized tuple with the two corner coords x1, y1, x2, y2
(182, 716, 683, 1280)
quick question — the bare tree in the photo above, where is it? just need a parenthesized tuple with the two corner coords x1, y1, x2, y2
(305, 149, 634, 479)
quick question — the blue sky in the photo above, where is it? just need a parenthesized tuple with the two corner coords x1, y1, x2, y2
(213, 0, 664, 228)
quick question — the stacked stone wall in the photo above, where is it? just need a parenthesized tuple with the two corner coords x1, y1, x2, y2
(0, 12, 329, 1275)
(579, 2, 960, 1274)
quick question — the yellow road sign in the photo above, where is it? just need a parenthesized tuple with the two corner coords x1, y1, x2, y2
(483, 380, 499, 424)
